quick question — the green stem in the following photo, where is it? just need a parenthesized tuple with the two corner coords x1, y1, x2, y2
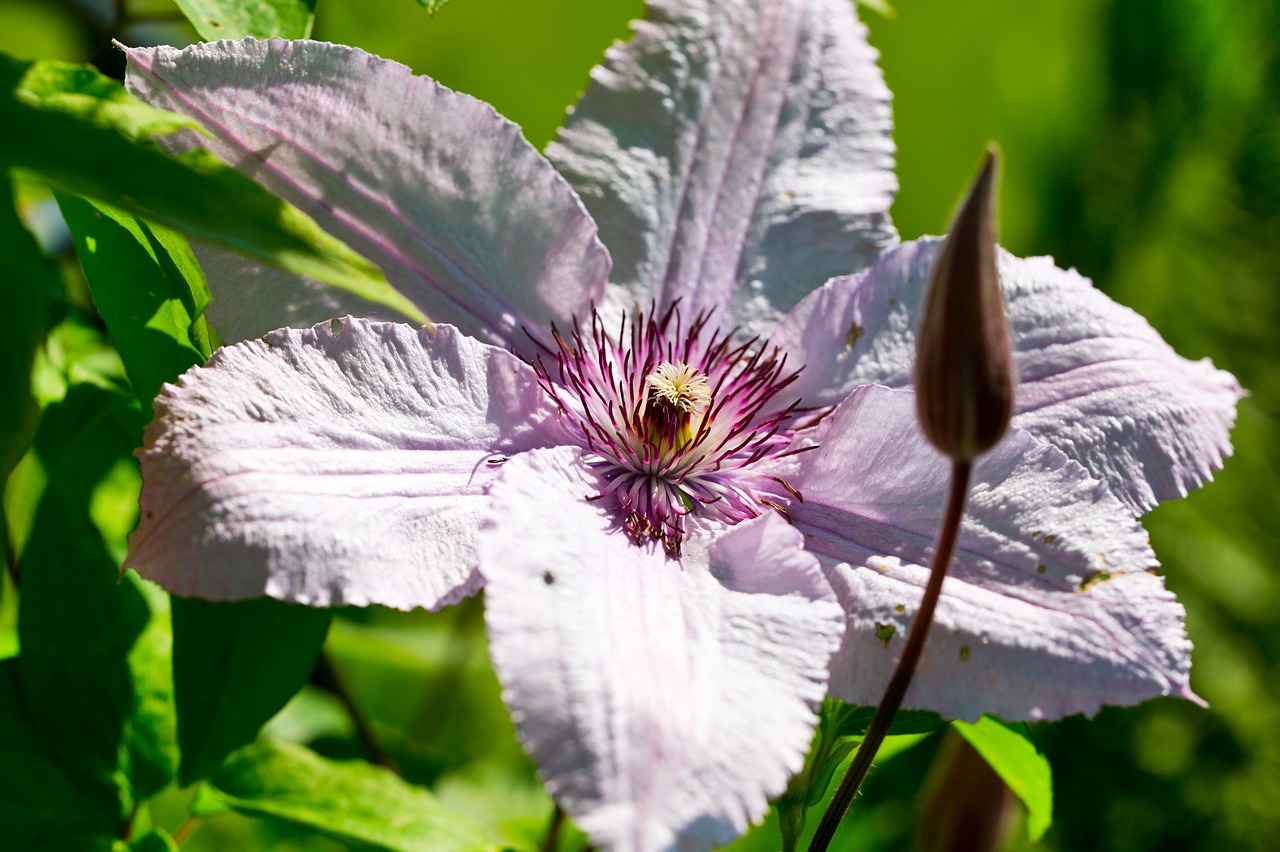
(808, 460, 973, 852)
(171, 815, 201, 846)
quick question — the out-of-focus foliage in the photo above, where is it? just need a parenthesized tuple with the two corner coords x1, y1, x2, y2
(1, 0, 1275, 850)
(172, 0, 316, 40)
(193, 740, 498, 850)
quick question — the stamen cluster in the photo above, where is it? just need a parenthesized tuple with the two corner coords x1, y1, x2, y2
(531, 304, 804, 555)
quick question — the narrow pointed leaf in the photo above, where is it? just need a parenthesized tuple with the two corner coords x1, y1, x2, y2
(0, 54, 422, 324)
(197, 740, 499, 851)
(57, 193, 214, 412)
(172, 597, 331, 785)
(172, 0, 316, 41)
(951, 717, 1053, 840)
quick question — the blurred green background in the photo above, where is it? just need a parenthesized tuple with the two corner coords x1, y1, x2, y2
(2, 0, 1277, 850)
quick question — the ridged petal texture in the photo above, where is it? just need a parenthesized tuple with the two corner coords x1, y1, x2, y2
(123, 38, 611, 349)
(547, 0, 896, 339)
(785, 385, 1196, 721)
(129, 318, 564, 609)
(480, 447, 844, 852)
(772, 238, 1242, 513)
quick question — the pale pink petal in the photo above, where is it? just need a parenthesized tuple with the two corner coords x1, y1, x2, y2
(547, 0, 896, 339)
(123, 39, 610, 350)
(128, 319, 567, 610)
(784, 385, 1196, 722)
(772, 239, 1242, 512)
(479, 447, 843, 852)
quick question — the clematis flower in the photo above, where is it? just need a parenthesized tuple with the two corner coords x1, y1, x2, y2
(121, 1, 1241, 849)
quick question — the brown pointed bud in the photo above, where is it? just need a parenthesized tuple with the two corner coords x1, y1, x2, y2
(915, 146, 1014, 461)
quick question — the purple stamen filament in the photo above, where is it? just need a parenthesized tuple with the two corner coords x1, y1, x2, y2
(530, 303, 805, 556)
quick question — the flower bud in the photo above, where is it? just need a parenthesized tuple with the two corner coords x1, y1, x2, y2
(914, 146, 1014, 461)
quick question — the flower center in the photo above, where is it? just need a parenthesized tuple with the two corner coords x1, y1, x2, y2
(531, 304, 806, 556)
(641, 361, 711, 449)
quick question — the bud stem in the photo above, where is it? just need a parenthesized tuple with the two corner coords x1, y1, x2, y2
(807, 459, 973, 852)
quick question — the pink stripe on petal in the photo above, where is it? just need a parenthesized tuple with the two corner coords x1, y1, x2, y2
(123, 39, 611, 351)
(772, 239, 1242, 513)
(129, 319, 565, 610)
(788, 385, 1196, 722)
(548, 0, 896, 340)
(480, 447, 842, 852)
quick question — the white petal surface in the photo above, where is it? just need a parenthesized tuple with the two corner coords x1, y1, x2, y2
(547, 0, 896, 339)
(124, 39, 611, 351)
(772, 238, 1242, 512)
(129, 319, 566, 609)
(480, 447, 843, 852)
(785, 385, 1196, 722)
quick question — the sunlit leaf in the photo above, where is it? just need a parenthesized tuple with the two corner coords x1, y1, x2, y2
(57, 193, 213, 411)
(196, 740, 499, 851)
(952, 716, 1054, 840)
(857, 0, 896, 18)
(172, 598, 331, 785)
(172, 0, 316, 40)
(0, 54, 425, 325)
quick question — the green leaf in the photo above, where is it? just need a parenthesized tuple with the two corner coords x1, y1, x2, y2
(774, 699, 944, 851)
(172, 597, 331, 785)
(17, 388, 143, 783)
(856, 0, 897, 19)
(830, 702, 948, 739)
(0, 658, 121, 846)
(57, 193, 213, 410)
(0, 54, 426, 326)
(951, 716, 1054, 840)
(198, 740, 499, 851)
(120, 580, 180, 802)
(172, 0, 316, 40)
(16, 384, 178, 809)
(768, 730, 930, 852)
(803, 739, 859, 809)
(126, 828, 180, 852)
(0, 177, 50, 564)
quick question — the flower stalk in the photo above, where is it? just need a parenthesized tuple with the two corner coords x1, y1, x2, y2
(808, 148, 1012, 852)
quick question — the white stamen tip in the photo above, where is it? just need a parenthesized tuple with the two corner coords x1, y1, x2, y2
(646, 361, 712, 413)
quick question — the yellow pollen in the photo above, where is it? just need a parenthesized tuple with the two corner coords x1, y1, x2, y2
(646, 361, 712, 414)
